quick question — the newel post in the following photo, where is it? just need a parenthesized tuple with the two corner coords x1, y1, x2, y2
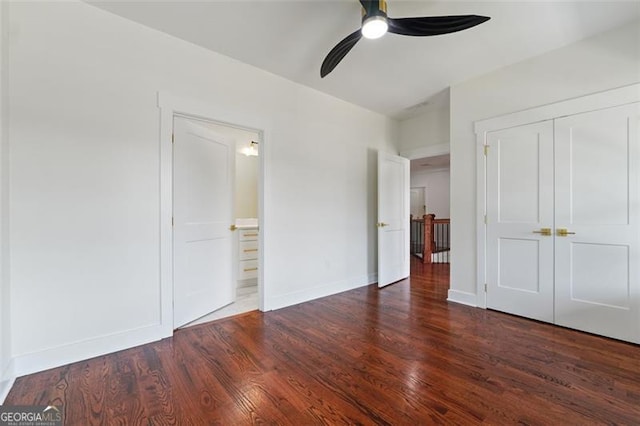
(423, 214, 435, 264)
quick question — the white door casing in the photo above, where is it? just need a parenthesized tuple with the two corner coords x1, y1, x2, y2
(486, 121, 555, 323)
(378, 152, 410, 288)
(554, 103, 640, 343)
(173, 117, 235, 328)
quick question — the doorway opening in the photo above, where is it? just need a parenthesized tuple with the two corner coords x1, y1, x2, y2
(408, 153, 450, 286)
(409, 154, 450, 263)
(157, 92, 269, 337)
(173, 116, 261, 329)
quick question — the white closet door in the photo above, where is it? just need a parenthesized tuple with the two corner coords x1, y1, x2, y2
(554, 103, 640, 343)
(486, 121, 555, 323)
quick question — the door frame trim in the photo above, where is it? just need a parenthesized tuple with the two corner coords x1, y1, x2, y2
(400, 142, 449, 160)
(474, 83, 640, 309)
(157, 91, 269, 336)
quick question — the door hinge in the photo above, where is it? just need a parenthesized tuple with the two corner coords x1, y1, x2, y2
(171, 133, 175, 143)
(483, 145, 489, 156)
(172, 217, 174, 227)
(484, 283, 488, 292)
(484, 214, 487, 225)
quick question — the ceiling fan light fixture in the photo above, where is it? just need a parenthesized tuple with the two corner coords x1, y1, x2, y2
(361, 16, 388, 39)
(320, 0, 490, 78)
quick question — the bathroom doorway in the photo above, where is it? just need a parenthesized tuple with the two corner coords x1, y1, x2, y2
(179, 119, 261, 328)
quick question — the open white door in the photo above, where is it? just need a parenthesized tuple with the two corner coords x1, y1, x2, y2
(378, 151, 410, 288)
(173, 117, 235, 328)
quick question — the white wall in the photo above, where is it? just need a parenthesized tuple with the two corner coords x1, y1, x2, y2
(0, 0, 12, 404)
(399, 104, 450, 155)
(235, 151, 259, 219)
(449, 20, 640, 299)
(6, 1, 397, 377)
(410, 169, 450, 219)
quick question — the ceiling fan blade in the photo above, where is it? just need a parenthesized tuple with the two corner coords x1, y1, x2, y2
(388, 15, 490, 37)
(321, 29, 362, 78)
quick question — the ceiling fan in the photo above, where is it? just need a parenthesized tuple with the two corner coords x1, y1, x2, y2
(321, 0, 490, 78)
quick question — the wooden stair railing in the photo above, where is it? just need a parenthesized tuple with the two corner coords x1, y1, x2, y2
(410, 214, 450, 264)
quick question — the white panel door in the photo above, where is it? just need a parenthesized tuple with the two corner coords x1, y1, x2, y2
(173, 117, 235, 328)
(486, 121, 555, 322)
(410, 187, 425, 218)
(554, 103, 640, 343)
(378, 152, 410, 288)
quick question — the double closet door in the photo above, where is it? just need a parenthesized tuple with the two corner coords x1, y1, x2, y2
(486, 102, 640, 344)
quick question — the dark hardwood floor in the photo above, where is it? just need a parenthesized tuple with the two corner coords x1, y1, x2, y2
(7, 259, 640, 424)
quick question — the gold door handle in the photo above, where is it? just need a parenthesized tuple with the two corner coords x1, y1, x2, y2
(557, 228, 576, 237)
(532, 228, 552, 236)
(377, 222, 389, 228)
(230, 225, 237, 231)
(243, 267, 258, 272)
(243, 249, 258, 253)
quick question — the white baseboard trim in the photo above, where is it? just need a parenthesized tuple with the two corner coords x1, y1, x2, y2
(447, 289, 478, 307)
(0, 357, 16, 403)
(0, 376, 15, 404)
(265, 273, 377, 311)
(13, 323, 165, 378)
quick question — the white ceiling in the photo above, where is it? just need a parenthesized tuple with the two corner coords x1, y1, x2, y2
(89, 0, 640, 118)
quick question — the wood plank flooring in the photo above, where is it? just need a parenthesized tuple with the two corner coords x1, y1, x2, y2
(6, 259, 640, 424)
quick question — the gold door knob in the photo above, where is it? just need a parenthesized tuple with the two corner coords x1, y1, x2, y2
(532, 228, 552, 236)
(557, 228, 576, 237)
(230, 225, 237, 231)
(377, 222, 389, 228)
